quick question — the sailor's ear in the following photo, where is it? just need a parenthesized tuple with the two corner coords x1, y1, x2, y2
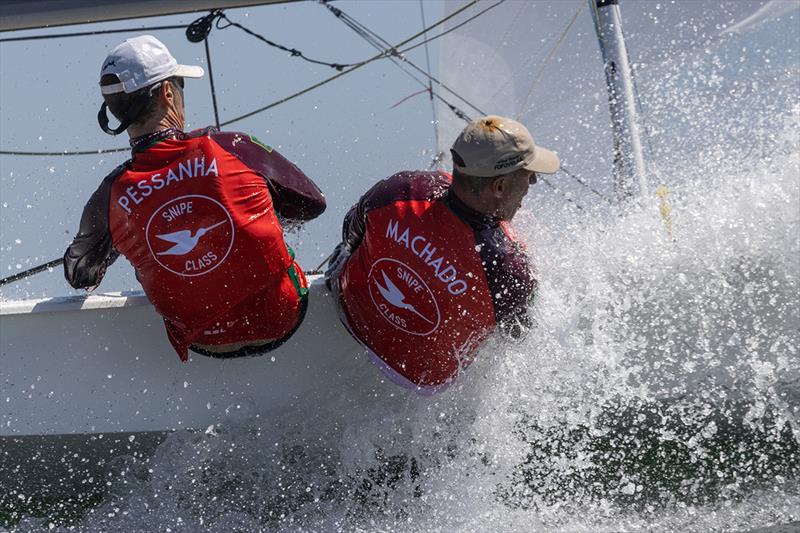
(161, 81, 175, 103)
(490, 175, 506, 197)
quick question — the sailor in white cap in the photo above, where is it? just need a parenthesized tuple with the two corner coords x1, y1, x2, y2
(97, 34, 204, 135)
(65, 35, 327, 362)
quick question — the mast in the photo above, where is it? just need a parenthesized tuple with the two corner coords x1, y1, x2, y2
(590, 0, 648, 202)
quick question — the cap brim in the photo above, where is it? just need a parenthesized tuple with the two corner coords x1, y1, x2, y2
(525, 146, 560, 174)
(174, 64, 205, 79)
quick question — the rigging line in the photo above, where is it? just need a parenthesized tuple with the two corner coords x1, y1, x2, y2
(418, 0, 439, 152)
(0, 25, 186, 43)
(321, 1, 487, 117)
(540, 177, 584, 211)
(339, 25, 475, 125)
(0, 258, 63, 287)
(385, 53, 473, 123)
(514, 0, 584, 120)
(308, 251, 336, 275)
(320, 1, 443, 97)
(432, 93, 471, 123)
(220, 0, 479, 127)
(373, 46, 474, 124)
(0, 82, 472, 159)
(0, 251, 334, 285)
(399, 56, 487, 116)
(560, 164, 613, 203)
(390, 88, 431, 109)
(2, 4, 479, 155)
(320, 1, 395, 51)
(399, 0, 507, 55)
(215, 12, 354, 71)
(0, 147, 128, 156)
(497, 0, 528, 47)
(204, 36, 221, 129)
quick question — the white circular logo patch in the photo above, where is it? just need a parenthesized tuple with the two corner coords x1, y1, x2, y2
(368, 258, 440, 336)
(145, 194, 235, 277)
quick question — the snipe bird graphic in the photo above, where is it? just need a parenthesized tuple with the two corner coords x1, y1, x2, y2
(375, 271, 433, 324)
(155, 221, 226, 256)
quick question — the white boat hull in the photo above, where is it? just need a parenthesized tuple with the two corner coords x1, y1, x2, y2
(0, 276, 394, 437)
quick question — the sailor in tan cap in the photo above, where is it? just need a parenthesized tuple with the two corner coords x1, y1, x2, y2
(326, 115, 559, 395)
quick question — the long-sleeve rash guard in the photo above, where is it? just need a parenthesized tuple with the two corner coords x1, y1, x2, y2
(64, 127, 326, 360)
(334, 170, 536, 389)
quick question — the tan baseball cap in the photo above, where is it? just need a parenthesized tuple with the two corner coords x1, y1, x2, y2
(450, 115, 560, 178)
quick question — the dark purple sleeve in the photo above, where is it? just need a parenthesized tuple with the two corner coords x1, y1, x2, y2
(211, 131, 326, 221)
(63, 167, 123, 289)
(342, 170, 450, 251)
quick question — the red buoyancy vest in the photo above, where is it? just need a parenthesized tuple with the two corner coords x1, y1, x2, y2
(108, 133, 306, 360)
(339, 182, 498, 388)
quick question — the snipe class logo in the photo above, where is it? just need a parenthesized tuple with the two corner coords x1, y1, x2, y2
(368, 258, 440, 336)
(146, 195, 234, 277)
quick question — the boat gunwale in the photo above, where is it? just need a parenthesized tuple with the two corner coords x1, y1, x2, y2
(0, 274, 325, 316)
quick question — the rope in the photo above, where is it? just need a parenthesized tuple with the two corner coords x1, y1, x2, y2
(390, 88, 431, 109)
(515, 1, 584, 119)
(221, 0, 480, 127)
(399, 0, 506, 55)
(560, 164, 613, 203)
(307, 251, 336, 276)
(0, 25, 185, 43)
(215, 12, 354, 71)
(0, 253, 334, 286)
(0, 259, 63, 287)
(497, 0, 528, 47)
(1, 2, 486, 152)
(316, 4, 440, 108)
(204, 36, 221, 129)
(418, 0, 439, 153)
(540, 177, 584, 211)
(321, 0, 484, 118)
(397, 53, 487, 117)
(0, 147, 128, 156)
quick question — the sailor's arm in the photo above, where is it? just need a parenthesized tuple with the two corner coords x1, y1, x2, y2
(482, 224, 537, 339)
(212, 132, 326, 222)
(63, 174, 119, 290)
(342, 170, 449, 253)
(341, 199, 368, 252)
(340, 176, 392, 252)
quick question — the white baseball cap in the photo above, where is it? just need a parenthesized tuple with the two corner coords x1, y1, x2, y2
(100, 35, 204, 95)
(451, 115, 560, 178)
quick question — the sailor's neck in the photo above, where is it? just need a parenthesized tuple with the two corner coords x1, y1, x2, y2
(126, 114, 184, 139)
(449, 182, 498, 220)
(446, 186, 500, 228)
(129, 128, 183, 153)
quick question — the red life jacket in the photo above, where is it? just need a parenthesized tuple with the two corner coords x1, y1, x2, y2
(338, 173, 501, 388)
(107, 132, 308, 360)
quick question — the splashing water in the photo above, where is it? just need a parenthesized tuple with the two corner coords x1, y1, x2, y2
(5, 2, 800, 532)
(9, 99, 798, 533)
